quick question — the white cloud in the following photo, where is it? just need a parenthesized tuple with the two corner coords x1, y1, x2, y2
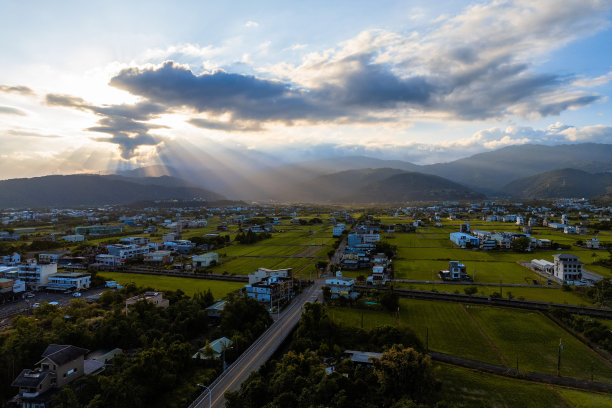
(245, 21, 259, 28)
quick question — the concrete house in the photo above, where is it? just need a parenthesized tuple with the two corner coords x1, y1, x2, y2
(11, 344, 88, 407)
(553, 254, 583, 283)
(192, 252, 219, 268)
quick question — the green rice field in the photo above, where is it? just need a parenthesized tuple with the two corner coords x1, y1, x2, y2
(98, 272, 244, 298)
(330, 298, 612, 382)
(436, 363, 612, 408)
(394, 282, 592, 305)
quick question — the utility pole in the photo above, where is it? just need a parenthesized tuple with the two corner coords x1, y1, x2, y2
(426, 327, 429, 352)
(557, 338, 563, 376)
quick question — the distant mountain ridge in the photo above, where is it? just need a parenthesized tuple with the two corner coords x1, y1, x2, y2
(290, 168, 484, 203)
(422, 143, 612, 193)
(502, 168, 612, 199)
(0, 174, 224, 208)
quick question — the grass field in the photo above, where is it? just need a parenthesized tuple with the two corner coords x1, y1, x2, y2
(98, 272, 244, 298)
(330, 298, 612, 382)
(464, 305, 612, 381)
(394, 282, 593, 305)
(436, 363, 612, 408)
(381, 220, 612, 283)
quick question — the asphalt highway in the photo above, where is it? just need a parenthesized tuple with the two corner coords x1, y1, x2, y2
(190, 278, 324, 408)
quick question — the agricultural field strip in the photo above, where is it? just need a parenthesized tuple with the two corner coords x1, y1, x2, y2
(332, 299, 612, 382)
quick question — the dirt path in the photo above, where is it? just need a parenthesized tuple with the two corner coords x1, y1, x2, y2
(460, 304, 510, 367)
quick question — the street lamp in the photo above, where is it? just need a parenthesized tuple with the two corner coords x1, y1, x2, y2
(196, 384, 211, 408)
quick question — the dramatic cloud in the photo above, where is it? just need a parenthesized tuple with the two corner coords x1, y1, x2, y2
(110, 61, 343, 126)
(0, 106, 26, 116)
(46, 94, 165, 159)
(34, 0, 612, 158)
(0, 84, 34, 95)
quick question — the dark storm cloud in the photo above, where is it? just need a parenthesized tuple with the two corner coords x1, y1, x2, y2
(110, 61, 340, 125)
(46, 93, 165, 159)
(0, 85, 34, 95)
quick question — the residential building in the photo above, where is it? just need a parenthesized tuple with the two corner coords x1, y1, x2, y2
(106, 243, 150, 260)
(248, 267, 292, 285)
(367, 264, 386, 285)
(446, 261, 468, 280)
(192, 252, 219, 268)
(143, 250, 173, 266)
(193, 337, 232, 360)
(586, 237, 599, 249)
(17, 263, 57, 289)
(325, 272, 355, 299)
(163, 240, 195, 254)
(553, 254, 583, 283)
(531, 259, 554, 274)
(11, 344, 88, 408)
(94, 254, 122, 267)
(245, 274, 293, 304)
(332, 224, 346, 237)
(449, 232, 479, 248)
(125, 291, 169, 309)
(343, 350, 382, 367)
(1, 252, 21, 266)
(120, 236, 150, 245)
(46, 272, 91, 291)
(38, 253, 60, 264)
(61, 234, 85, 242)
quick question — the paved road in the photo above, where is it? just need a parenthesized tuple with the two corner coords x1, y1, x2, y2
(190, 279, 324, 408)
(0, 287, 109, 326)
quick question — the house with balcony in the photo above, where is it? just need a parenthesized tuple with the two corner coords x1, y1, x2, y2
(553, 254, 583, 284)
(46, 272, 91, 292)
(11, 344, 88, 408)
(17, 263, 57, 290)
(143, 250, 173, 266)
(325, 272, 356, 299)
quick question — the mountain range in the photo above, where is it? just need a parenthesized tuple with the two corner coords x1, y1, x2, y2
(0, 175, 224, 208)
(2, 143, 612, 207)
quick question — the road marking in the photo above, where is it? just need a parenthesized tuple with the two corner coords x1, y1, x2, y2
(208, 289, 314, 407)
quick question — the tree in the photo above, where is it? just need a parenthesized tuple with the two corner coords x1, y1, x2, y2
(511, 236, 531, 252)
(374, 345, 438, 403)
(464, 286, 478, 296)
(51, 387, 80, 408)
(380, 291, 399, 312)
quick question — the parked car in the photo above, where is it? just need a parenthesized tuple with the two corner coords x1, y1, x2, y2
(32, 303, 40, 308)
(72, 292, 82, 297)
(49, 301, 59, 306)
(25, 293, 35, 298)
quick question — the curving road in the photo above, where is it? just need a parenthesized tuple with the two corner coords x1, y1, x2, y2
(189, 278, 324, 408)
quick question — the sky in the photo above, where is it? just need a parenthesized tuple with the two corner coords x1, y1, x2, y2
(1, 0, 612, 179)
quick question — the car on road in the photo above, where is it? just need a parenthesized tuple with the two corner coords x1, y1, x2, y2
(72, 292, 82, 297)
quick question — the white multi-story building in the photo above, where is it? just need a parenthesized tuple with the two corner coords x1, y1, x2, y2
(553, 254, 583, 283)
(325, 272, 355, 298)
(192, 253, 219, 268)
(17, 263, 57, 288)
(95, 254, 122, 267)
(248, 267, 292, 285)
(586, 237, 599, 249)
(47, 272, 91, 291)
(106, 244, 150, 260)
(38, 253, 60, 264)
